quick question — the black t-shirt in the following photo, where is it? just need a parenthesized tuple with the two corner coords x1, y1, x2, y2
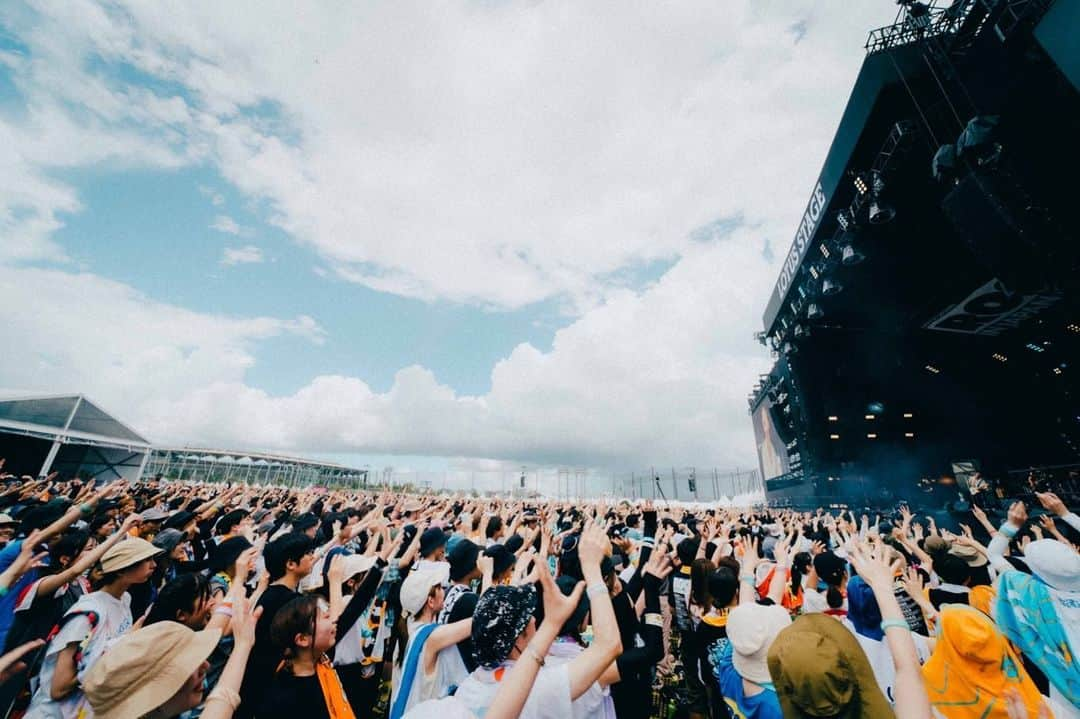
(236, 584, 299, 719)
(448, 591, 479, 672)
(258, 670, 330, 719)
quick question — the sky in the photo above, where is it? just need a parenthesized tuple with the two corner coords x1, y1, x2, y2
(0, 1, 894, 479)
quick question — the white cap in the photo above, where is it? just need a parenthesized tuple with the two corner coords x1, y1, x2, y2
(400, 564, 450, 616)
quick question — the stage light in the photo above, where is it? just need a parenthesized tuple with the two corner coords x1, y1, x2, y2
(841, 244, 865, 266)
(932, 144, 958, 184)
(1026, 343, 1045, 353)
(830, 434, 840, 440)
(925, 364, 941, 374)
(827, 415, 838, 422)
(1054, 367, 1064, 375)
(903, 412, 914, 419)
(836, 209, 852, 231)
(820, 243, 830, 258)
(807, 303, 824, 320)
(822, 279, 842, 296)
(867, 433, 878, 439)
(905, 432, 915, 438)
(1068, 323, 1080, 334)
(854, 174, 869, 195)
(992, 353, 1008, 363)
(868, 198, 895, 224)
(794, 324, 809, 339)
(865, 414, 876, 420)
(867, 402, 885, 414)
(808, 265, 820, 280)
(782, 342, 797, 354)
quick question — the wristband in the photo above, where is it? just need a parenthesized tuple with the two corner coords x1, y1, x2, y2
(0, 586, 8, 597)
(586, 582, 607, 598)
(644, 612, 663, 627)
(999, 523, 1019, 539)
(739, 574, 755, 584)
(880, 619, 910, 633)
(214, 607, 235, 618)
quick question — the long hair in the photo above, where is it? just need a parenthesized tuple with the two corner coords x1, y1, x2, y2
(690, 559, 716, 608)
(271, 595, 320, 671)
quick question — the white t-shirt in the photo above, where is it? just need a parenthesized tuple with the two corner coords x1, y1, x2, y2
(841, 619, 930, 706)
(25, 591, 133, 719)
(391, 619, 469, 716)
(545, 640, 611, 719)
(453, 662, 573, 719)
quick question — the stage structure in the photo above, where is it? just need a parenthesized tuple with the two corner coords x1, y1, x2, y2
(750, 0, 1080, 507)
(145, 447, 368, 488)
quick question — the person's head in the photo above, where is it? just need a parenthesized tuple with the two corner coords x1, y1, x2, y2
(448, 538, 481, 584)
(215, 509, 250, 537)
(272, 594, 337, 664)
(152, 528, 189, 563)
(471, 585, 538, 668)
(933, 553, 972, 587)
(845, 576, 883, 640)
(83, 622, 219, 719)
(707, 567, 739, 609)
(690, 558, 715, 608)
(88, 514, 117, 540)
(400, 565, 450, 620)
(675, 537, 700, 568)
(813, 551, 848, 608)
(420, 527, 449, 561)
(264, 532, 316, 581)
(727, 604, 790, 684)
(555, 574, 590, 641)
(95, 537, 162, 590)
(0, 514, 16, 546)
(48, 529, 91, 574)
(484, 544, 515, 584)
(486, 515, 504, 541)
(291, 513, 320, 539)
(206, 536, 253, 579)
(768, 613, 891, 718)
(146, 574, 214, 630)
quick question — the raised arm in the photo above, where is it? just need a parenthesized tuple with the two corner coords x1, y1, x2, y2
(566, 522, 622, 700)
(848, 544, 932, 719)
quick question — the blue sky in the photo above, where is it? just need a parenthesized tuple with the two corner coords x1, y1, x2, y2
(0, 1, 885, 478)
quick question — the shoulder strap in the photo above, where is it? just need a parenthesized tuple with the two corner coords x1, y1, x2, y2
(45, 610, 100, 666)
(389, 623, 439, 719)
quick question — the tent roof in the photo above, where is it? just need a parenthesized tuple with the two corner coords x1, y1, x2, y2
(0, 394, 151, 447)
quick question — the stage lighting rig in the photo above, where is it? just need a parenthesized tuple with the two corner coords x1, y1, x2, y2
(841, 243, 866, 266)
(807, 303, 824, 321)
(836, 209, 855, 232)
(822, 278, 843, 296)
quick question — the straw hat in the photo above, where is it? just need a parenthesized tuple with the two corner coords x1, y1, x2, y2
(84, 622, 221, 719)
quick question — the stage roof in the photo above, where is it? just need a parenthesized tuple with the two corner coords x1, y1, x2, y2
(0, 394, 151, 450)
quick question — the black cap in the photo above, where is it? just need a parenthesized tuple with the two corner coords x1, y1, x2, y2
(503, 534, 525, 554)
(207, 536, 253, 574)
(292, 512, 320, 532)
(420, 527, 448, 558)
(484, 543, 515, 577)
(163, 510, 195, 532)
(448, 538, 480, 581)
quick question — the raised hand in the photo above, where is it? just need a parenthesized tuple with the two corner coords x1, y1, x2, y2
(1007, 501, 1028, 528)
(1036, 492, 1068, 518)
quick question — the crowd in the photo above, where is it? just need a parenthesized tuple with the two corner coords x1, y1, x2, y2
(0, 460, 1075, 718)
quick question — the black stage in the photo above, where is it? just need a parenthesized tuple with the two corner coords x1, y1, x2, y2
(749, 0, 1080, 510)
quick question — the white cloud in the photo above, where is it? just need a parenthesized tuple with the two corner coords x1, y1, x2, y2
(0, 1, 897, 471)
(212, 215, 252, 237)
(220, 244, 264, 266)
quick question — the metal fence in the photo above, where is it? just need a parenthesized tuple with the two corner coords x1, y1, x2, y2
(368, 466, 764, 503)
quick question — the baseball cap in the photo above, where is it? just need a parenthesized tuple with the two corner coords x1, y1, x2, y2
(84, 622, 220, 719)
(400, 564, 450, 616)
(100, 537, 163, 574)
(420, 527, 449, 558)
